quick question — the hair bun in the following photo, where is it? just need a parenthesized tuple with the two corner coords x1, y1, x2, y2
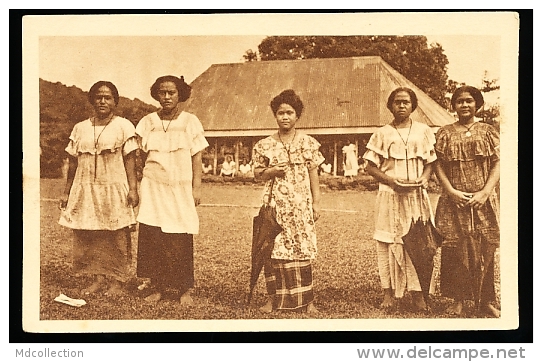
(280, 89, 297, 97)
(180, 76, 185, 81)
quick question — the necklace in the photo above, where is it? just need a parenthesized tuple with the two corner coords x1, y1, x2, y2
(92, 114, 114, 180)
(278, 129, 296, 164)
(459, 122, 476, 137)
(159, 105, 180, 132)
(392, 120, 412, 150)
(392, 120, 413, 181)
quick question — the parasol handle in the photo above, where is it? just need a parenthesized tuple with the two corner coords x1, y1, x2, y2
(265, 177, 276, 206)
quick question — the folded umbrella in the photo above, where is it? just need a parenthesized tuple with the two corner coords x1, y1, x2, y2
(402, 188, 443, 297)
(247, 179, 282, 304)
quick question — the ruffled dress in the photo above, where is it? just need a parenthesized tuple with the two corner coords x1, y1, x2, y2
(252, 133, 324, 310)
(58, 116, 138, 282)
(135, 111, 208, 293)
(434, 122, 500, 302)
(363, 121, 437, 297)
(252, 133, 325, 261)
(135, 111, 209, 234)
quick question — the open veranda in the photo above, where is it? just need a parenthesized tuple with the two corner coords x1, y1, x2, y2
(38, 179, 500, 320)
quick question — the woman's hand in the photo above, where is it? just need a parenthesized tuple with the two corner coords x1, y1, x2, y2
(59, 193, 69, 210)
(192, 187, 201, 206)
(448, 188, 473, 208)
(127, 189, 139, 208)
(265, 162, 288, 178)
(312, 202, 321, 222)
(389, 178, 412, 193)
(414, 176, 429, 189)
(466, 190, 490, 210)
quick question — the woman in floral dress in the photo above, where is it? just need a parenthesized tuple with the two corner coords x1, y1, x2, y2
(252, 89, 324, 313)
(59, 81, 139, 296)
(434, 86, 500, 317)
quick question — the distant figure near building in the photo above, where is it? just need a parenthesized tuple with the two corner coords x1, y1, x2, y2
(320, 162, 332, 176)
(220, 154, 236, 177)
(202, 162, 213, 174)
(342, 142, 359, 178)
(238, 158, 253, 178)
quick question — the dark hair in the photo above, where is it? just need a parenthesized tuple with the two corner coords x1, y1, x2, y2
(386, 87, 418, 112)
(88, 81, 119, 105)
(270, 89, 304, 117)
(150, 75, 191, 102)
(451, 85, 484, 110)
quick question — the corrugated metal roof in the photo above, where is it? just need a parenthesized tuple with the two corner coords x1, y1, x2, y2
(180, 56, 455, 132)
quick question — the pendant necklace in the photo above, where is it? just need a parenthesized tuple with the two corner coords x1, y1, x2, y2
(392, 120, 413, 181)
(459, 122, 476, 137)
(93, 114, 114, 180)
(160, 105, 180, 132)
(278, 129, 296, 164)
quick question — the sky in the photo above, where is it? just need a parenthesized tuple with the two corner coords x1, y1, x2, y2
(39, 34, 501, 106)
(34, 13, 509, 108)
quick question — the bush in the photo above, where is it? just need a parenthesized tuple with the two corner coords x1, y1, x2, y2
(200, 173, 441, 193)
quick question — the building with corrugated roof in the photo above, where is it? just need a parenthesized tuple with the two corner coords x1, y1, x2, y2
(180, 56, 454, 176)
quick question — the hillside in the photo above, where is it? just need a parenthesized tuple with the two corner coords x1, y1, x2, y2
(39, 79, 157, 178)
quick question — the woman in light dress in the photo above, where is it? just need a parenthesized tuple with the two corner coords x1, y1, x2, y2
(362, 87, 436, 311)
(135, 75, 208, 305)
(59, 81, 139, 296)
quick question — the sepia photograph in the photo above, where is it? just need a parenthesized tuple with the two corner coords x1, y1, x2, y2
(22, 12, 519, 333)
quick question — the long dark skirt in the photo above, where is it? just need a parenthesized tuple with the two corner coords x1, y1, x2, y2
(73, 228, 132, 282)
(136, 223, 194, 294)
(264, 259, 314, 310)
(440, 234, 497, 304)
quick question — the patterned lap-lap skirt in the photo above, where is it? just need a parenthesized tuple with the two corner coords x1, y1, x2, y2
(72, 228, 132, 282)
(264, 259, 314, 310)
(136, 223, 194, 294)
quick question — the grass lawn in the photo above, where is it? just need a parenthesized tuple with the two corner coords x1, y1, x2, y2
(38, 179, 499, 321)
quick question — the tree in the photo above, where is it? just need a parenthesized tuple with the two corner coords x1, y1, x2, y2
(243, 49, 259, 62)
(255, 36, 450, 107)
(478, 72, 500, 131)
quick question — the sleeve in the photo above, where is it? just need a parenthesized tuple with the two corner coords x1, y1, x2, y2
(364, 128, 389, 160)
(64, 123, 80, 157)
(135, 115, 150, 151)
(486, 124, 500, 161)
(302, 136, 325, 170)
(116, 118, 137, 156)
(186, 114, 209, 156)
(251, 140, 269, 168)
(422, 125, 437, 164)
(362, 131, 384, 167)
(434, 126, 449, 160)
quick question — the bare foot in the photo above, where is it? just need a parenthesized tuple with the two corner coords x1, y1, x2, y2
(481, 303, 500, 318)
(412, 291, 428, 312)
(446, 300, 464, 316)
(179, 292, 194, 306)
(259, 299, 274, 313)
(306, 302, 319, 315)
(379, 289, 396, 309)
(144, 292, 162, 302)
(82, 275, 105, 295)
(106, 281, 125, 296)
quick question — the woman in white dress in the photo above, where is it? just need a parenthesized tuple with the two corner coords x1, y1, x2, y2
(342, 141, 359, 178)
(135, 75, 209, 305)
(59, 81, 139, 296)
(362, 87, 436, 311)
